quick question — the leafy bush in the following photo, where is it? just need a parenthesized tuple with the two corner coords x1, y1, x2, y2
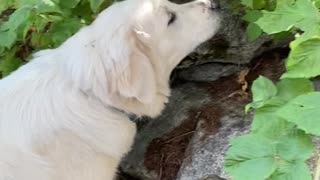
(224, 0, 320, 179)
(0, 0, 113, 77)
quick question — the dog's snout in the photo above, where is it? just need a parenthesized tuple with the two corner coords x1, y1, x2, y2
(198, 0, 220, 10)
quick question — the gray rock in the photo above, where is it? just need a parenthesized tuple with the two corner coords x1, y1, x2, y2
(177, 101, 252, 180)
(175, 0, 292, 69)
(120, 48, 292, 180)
(121, 83, 213, 179)
(176, 63, 244, 82)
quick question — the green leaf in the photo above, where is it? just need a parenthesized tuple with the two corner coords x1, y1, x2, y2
(48, 18, 84, 47)
(2, 6, 32, 31)
(241, 0, 265, 9)
(241, 0, 254, 8)
(314, 0, 320, 9)
(276, 78, 314, 101)
(282, 37, 320, 78)
(243, 10, 263, 22)
(278, 92, 320, 136)
(255, 0, 320, 34)
(252, 106, 294, 138)
(246, 76, 277, 110)
(272, 31, 293, 42)
(269, 161, 312, 180)
(0, 0, 13, 13)
(35, 0, 62, 14)
(225, 134, 277, 180)
(247, 23, 262, 42)
(226, 157, 276, 180)
(253, 0, 266, 10)
(290, 25, 320, 49)
(0, 49, 24, 76)
(89, 0, 105, 13)
(31, 32, 52, 48)
(225, 132, 313, 180)
(0, 30, 17, 48)
(14, 0, 37, 8)
(59, 0, 81, 8)
(276, 130, 313, 161)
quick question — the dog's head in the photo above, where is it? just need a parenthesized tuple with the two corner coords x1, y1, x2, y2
(66, 0, 220, 116)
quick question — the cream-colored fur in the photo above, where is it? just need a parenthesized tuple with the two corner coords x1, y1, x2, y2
(0, 0, 220, 179)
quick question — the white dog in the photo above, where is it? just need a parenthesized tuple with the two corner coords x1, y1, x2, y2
(0, 0, 220, 179)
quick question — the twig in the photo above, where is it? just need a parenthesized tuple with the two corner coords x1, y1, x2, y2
(164, 130, 196, 144)
(158, 154, 165, 180)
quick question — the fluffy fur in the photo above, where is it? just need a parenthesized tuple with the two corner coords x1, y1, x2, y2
(0, 0, 220, 179)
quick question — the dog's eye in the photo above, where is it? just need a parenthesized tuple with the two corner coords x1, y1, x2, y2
(168, 12, 176, 26)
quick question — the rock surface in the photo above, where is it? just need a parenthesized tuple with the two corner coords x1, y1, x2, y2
(174, 0, 291, 69)
(120, 49, 290, 180)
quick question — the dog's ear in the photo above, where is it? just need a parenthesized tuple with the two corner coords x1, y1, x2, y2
(108, 30, 157, 104)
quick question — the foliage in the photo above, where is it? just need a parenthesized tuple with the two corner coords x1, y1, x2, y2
(0, 0, 114, 77)
(225, 0, 320, 179)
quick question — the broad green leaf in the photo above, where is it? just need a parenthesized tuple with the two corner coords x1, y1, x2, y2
(48, 18, 84, 47)
(278, 92, 320, 136)
(252, 106, 294, 139)
(59, 0, 81, 8)
(89, 0, 105, 13)
(226, 157, 276, 180)
(225, 134, 277, 180)
(31, 32, 52, 48)
(0, 30, 17, 48)
(276, 130, 313, 161)
(253, 0, 266, 10)
(269, 161, 312, 180)
(250, 96, 293, 139)
(35, 0, 62, 14)
(71, 1, 95, 23)
(314, 0, 320, 9)
(282, 37, 320, 78)
(272, 31, 293, 42)
(252, 76, 277, 102)
(243, 10, 262, 22)
(246, 76, 277, 110)
(290, 25, 320, 49)
(1, 7, 32, 31)
(247, 23, 262, 42)
(241, 0, 253, 8)
(241, 0, 265, 9)
(0, 0, 13, 13)
(255, 0, 320, 34)
(225, 133, 313, 180)
(14, 0, 37, 8)
(276, 78, 314, 101)
(0, 49, 24, 76)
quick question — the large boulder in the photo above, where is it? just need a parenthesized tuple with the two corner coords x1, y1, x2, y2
(120, 49, 290, 179)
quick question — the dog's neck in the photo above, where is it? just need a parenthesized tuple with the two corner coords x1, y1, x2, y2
(109, 106, 141, 122)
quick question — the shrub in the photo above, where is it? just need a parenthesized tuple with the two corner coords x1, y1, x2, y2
(0, 0, 114, 77)
(224, 1, 320, 180)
